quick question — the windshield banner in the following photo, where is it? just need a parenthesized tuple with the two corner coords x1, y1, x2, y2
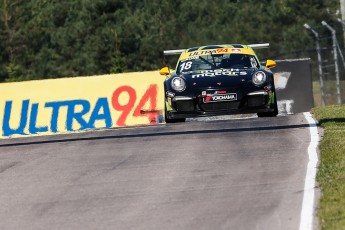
(179, 47, 256, 61)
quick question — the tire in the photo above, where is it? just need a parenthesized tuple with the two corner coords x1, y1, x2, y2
(257, 92, 278, 117)
(165, 117, 186, 123)
(165, 106, 186, 123)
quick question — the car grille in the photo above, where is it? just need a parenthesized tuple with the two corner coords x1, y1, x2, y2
(247, 95, 265, 107)
(200, 102, 240, 112)
(175, 101, 194, 112)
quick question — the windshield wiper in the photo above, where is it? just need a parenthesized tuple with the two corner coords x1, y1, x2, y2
(210, 53, 218, 69)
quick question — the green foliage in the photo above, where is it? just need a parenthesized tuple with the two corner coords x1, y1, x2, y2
(5, 62, 24, 82)
(0, 0, 340, 81)
(110, 52, 127, 73)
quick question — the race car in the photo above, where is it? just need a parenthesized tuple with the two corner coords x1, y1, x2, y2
(160, 43, 278, 123)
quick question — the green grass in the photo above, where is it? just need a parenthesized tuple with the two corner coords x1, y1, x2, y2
(312, 105, 345, 230)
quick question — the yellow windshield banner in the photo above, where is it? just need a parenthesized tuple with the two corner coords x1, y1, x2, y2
(179, 47, 256, 61)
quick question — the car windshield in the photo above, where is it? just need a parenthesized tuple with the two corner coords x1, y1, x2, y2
(176, 54, 260, 74)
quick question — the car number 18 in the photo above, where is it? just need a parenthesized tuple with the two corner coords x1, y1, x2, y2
(180, 61, 192, 72)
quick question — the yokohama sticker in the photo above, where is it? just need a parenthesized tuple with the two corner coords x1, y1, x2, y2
(203, 93, 237, 103)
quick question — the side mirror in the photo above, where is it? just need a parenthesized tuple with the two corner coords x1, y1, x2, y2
(159, 67, 170, 76)
(265, 60, 276, 69)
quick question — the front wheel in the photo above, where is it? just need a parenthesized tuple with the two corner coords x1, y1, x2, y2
(257, 93, 278, 117)
(165, 106, 186, 123)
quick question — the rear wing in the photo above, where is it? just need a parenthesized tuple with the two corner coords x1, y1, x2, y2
(163, 43, 270, 55)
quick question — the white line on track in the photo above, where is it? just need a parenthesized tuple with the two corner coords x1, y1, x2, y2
(299, 112, 320, 230)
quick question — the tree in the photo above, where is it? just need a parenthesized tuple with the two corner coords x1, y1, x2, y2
(0, 0, 341, 82)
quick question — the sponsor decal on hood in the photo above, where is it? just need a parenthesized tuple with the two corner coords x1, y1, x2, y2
(191, 69, 248, 78)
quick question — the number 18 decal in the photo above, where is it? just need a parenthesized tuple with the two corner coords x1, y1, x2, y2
(112, 84, 158, 126)
(180, 61, 192, 72)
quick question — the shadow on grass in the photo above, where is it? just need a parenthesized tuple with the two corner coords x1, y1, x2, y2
(317, 118, 345, 126)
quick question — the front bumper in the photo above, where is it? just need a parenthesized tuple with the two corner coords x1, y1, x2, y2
(166, 90, 275, 119)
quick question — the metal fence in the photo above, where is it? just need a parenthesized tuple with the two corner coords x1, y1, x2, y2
(268, 23, 345, 107)
(307, 21, 345, 106)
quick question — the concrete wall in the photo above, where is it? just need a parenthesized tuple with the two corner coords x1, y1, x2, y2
(273, 58, 314, 114)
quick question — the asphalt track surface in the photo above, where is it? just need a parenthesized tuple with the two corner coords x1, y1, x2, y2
(0, 114, 314, 230)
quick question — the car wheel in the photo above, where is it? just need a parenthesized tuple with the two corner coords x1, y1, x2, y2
(257, 92, 278, 117)
(165, 105, 186, 123)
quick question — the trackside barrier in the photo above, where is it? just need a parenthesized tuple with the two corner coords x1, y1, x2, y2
(0, 59, 314, 139)
(273, 58, 314, 114)
(0, 71, 166, 139)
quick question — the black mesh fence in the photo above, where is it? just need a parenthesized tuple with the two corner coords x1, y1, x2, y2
(266, 24, 345, 106)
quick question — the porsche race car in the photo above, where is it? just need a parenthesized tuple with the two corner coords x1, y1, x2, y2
(160, 43, 278, 123)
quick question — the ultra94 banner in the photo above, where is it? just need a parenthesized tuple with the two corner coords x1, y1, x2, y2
(0, 72, 166, 139)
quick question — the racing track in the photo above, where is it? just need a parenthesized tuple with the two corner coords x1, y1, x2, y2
(0, 114, 316, 230)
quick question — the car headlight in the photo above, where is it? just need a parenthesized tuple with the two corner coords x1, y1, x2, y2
(171, 77, 186, 92)
(252, 71, 267, 86)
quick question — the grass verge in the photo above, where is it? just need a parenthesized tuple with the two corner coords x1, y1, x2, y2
(312, 105, 345, 229)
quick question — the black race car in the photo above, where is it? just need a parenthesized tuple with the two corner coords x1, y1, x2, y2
(160, 44, 278, 123)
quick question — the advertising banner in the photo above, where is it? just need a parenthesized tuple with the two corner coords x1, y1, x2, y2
(273, 58, 314, 114)
(0, 71, 166, 139)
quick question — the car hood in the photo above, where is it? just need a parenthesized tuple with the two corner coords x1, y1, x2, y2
(180, 69, 256, 88)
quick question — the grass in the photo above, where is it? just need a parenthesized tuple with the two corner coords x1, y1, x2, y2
(312, 105, 345, 230)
